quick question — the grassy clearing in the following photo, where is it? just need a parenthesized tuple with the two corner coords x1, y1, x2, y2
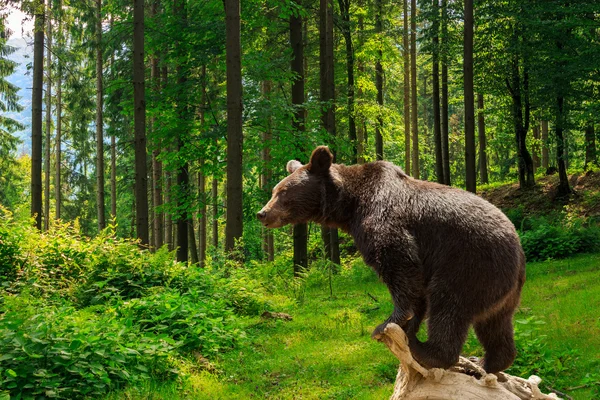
(110, 254, 600, 400)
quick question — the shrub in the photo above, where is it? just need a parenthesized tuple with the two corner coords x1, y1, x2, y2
(0, 226, 20, 284)
(118, 288, 245, 355)
(520, 218, 600, 261)
(0, 296, 175, 398)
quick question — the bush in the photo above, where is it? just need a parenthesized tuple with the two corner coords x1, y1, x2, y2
(520, 218, 600, 261)
(0, 217, 249, 399)
(0, 295, 175, 398)
(118, 288, 245, 355)
(0, 226, 20, 284)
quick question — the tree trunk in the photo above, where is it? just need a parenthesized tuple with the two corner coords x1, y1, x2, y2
(224, 0, 244, 253)
(532, 123, 540, 170)
(44, 11, 51, 231)
(133, 0, 149, 245)
(338, 0, 357, 163)
(440, 0, 450, 185)
(109, 17, 116, 222)
(162, 64, 172, 250)
(477, 93, 488, 184)
(464, 0, 476, 193)
(585, 124, 596, 169)
(290, 12, 308, 275)
(111, 135, 116, 220)
(96, 0, 106, 231)
(261, 81, 274, 261)
(198, 170, 207, 266)
(188, 220, 199, 264)
(320, 0, 340, 266)
(31, 0, 45, 230)
(151, 0, 163, 249)
(375, 0, 384, 161)
(556, 97, 571, 195)
(212, 177, 219, 249)
(175, 0, 189, 262)
(403, 0, 410, 173)
(410, 0, 418, 178)
(509, 54, 534, 189)
(356, 0, 365, 164)
(198, 65, 207, 266)
(541, 120, 549, 170)
(432, 0, 442, 183)
(55, 13, 62, 221)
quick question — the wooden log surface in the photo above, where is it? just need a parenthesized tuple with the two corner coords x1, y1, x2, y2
(373, 323, 561, 400)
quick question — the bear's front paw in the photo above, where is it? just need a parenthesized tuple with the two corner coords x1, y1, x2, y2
(371, 321, 389, 340)
(372, 312, 414, 339)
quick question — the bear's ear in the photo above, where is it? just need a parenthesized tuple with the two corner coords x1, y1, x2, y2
(286, 160, 303, 174)
(307, 146, 333, 174)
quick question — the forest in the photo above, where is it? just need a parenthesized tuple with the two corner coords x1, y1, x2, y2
(0, 0, 600, 398)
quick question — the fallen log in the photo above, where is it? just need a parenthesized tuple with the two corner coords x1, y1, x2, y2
(373, 323, 561, 400)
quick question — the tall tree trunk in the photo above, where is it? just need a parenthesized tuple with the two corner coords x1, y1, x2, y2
(175, 0, 189, 262)
(410, 0, 418, 178)
(320, 0, 339, 265)
(133, 0, 149, 244)
(556, 96, 571, 195)
(532, 122, 540, 170)
(198, 65, 207, 266)
(463, 0, 476, 193)
(109, 17, 116, 222)
(440, 0, 450, 185)
(356, 0, 365, 164)
(477, 93, 488, 184)
(261, 82, 274, 261)
(541, 120, 549, 169)
(55, 10, 62, 221)
(338, 0, 357, 163)
(432, 0, 442, 183)
(162, 63, 172, 249)
(31, 0, 45, 230)
(188, 220, 199, 264)
(290, 13, 308, 275)
(198, 169, 207, 265)
(165, 170, 173, 249)
(44, 11, 51, 231)
(151, 0, 163, 249)
(585, 124, 596, 169)
(403, 0, 410, 173)
(375, 0, 384, 160)
(111, 135, 116, 219)
(509, 54, 534, 189)
(212, 176, 219, 249)
(96, 0, 106, 231)
(224, 0, 244, 253)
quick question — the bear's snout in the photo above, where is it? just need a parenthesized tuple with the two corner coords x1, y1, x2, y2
(257, 210, 267, 220)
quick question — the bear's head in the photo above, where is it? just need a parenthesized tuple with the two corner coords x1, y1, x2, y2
(257, 146, 334, 228)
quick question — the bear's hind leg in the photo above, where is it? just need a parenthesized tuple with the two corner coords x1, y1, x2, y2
(408, 301, 471, 370)
(474, 307, 517, 373)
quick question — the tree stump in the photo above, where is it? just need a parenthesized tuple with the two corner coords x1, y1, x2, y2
(373, 323, 561, 400)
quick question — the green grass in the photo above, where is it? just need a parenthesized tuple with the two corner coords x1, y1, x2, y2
(108, 254, 600, 400)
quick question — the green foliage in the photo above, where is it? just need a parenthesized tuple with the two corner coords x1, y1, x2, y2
(0, 295, 175, 398)
(508, 316, 582, 391)
(119, 288, 244, 355)
(0, 217, 247, 398)
(519, 217, 600, 261)
(0, 226, 20, 284)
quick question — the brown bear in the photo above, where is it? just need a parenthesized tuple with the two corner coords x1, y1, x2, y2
(257, 146, 526, 373)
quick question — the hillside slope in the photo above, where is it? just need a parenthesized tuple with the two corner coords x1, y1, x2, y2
(479, 170, 600, 218)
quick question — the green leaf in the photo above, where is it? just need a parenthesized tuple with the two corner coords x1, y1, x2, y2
(5, 369, 17, 378)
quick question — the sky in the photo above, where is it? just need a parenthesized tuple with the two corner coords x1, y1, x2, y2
(6, 6, 33, 39)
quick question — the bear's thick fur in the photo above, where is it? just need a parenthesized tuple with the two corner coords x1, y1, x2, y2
(257, 146, 526, 373)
